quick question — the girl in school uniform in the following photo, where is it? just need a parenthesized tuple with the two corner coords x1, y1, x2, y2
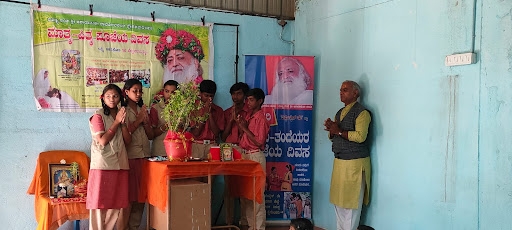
(87, 84, 131, 230)
(122, 79, 154, 230)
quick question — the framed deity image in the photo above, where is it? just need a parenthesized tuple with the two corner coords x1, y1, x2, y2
(48, 164, 77, 198)
(220, 143, 233, 162)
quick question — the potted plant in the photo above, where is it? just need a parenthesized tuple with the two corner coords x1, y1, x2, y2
(161, 81, 209, 161)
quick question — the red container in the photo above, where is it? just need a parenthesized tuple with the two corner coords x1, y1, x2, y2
(233, 147, 242, 160)
(210, 146, 221, 161)
(164, 131, 193, 161)
(164, 139, 192, 161)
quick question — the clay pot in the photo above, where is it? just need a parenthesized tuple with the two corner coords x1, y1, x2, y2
(164, 131, 193, 161)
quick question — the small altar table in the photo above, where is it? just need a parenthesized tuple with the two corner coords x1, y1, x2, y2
(140, 160, 266, 229)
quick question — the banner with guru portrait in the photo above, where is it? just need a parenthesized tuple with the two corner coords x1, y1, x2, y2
(245, 55, 315, 222)
(31, 5, 214, 112)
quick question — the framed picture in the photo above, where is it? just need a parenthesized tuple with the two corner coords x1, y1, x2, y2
(49, 164, 78, 198)
(220, 143, 233, 162)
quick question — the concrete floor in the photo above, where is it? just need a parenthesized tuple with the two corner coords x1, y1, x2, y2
(267, 227, 324, 230)
(58, 221, 325, 230)
(216, 226, 323, 230)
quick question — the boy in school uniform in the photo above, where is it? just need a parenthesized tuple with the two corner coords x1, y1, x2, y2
(222, 82, 250, 144)
(221, 82, 250, 225)
(237, 88, 270, 230)
(190, 79, 225, 159)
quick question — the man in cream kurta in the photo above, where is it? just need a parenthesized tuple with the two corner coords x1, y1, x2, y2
(324, 80, 372, 230)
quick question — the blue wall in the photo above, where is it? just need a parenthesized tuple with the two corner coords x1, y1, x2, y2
(6, 0, 511, 229)
(295, 0, 512, 229)
(0, 0, 293, 229)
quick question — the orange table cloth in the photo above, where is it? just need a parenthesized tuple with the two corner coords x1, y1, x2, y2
(27, 150, 90, 230)
(141, 160, 265, 212)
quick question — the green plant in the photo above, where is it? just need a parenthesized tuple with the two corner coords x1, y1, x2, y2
(161, 81, 209, 134)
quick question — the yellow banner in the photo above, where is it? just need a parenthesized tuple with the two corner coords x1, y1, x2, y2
(32, 5, 214, 112)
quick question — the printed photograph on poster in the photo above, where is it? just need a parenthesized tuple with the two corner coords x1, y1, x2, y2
(266, 162, 294, 191)
(33, 68, 51, 99)
(283, 192, 311, 220)
(36, 88, 61, 110)
(33, 68, 79, 111)
(61, 50, 81, 75)
(86, 67, 108, 86)
(264, 56, 315, 106)
(108, 69, 130, 84)
(156, 27, 205, 85)
(130, 69, 151, 88)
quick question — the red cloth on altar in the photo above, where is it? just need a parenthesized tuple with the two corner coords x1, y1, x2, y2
(141, 160, 265, 212)
(27, 150, 90, 230)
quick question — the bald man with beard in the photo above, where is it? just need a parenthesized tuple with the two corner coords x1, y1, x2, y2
(265, 57, 313, 105)
(163, 49, 203, 84)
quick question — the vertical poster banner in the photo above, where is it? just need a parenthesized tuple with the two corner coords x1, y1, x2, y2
(245, 55, 314, 222)
(32, 5, 214, 112)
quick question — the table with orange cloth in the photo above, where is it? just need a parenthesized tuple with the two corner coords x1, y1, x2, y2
(140, 159, 265, 212)
(27, 150, 90, 230)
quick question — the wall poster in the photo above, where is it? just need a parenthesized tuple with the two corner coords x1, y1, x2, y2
(32, 5, 214, 112)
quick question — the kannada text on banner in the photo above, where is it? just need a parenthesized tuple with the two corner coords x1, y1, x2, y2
(32, 6, 213, 112)
(245, 55, 315, 221)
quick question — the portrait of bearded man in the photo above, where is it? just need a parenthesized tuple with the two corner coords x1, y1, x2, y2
(155, 28, 205, 85)
(265, 57, 313, 105)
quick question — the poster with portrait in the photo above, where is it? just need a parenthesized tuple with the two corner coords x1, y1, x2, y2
(31, 5, 214, 112)
(245, 55, 314, 221)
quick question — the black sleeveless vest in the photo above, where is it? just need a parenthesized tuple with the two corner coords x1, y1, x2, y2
(332, 102, 371, 160)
